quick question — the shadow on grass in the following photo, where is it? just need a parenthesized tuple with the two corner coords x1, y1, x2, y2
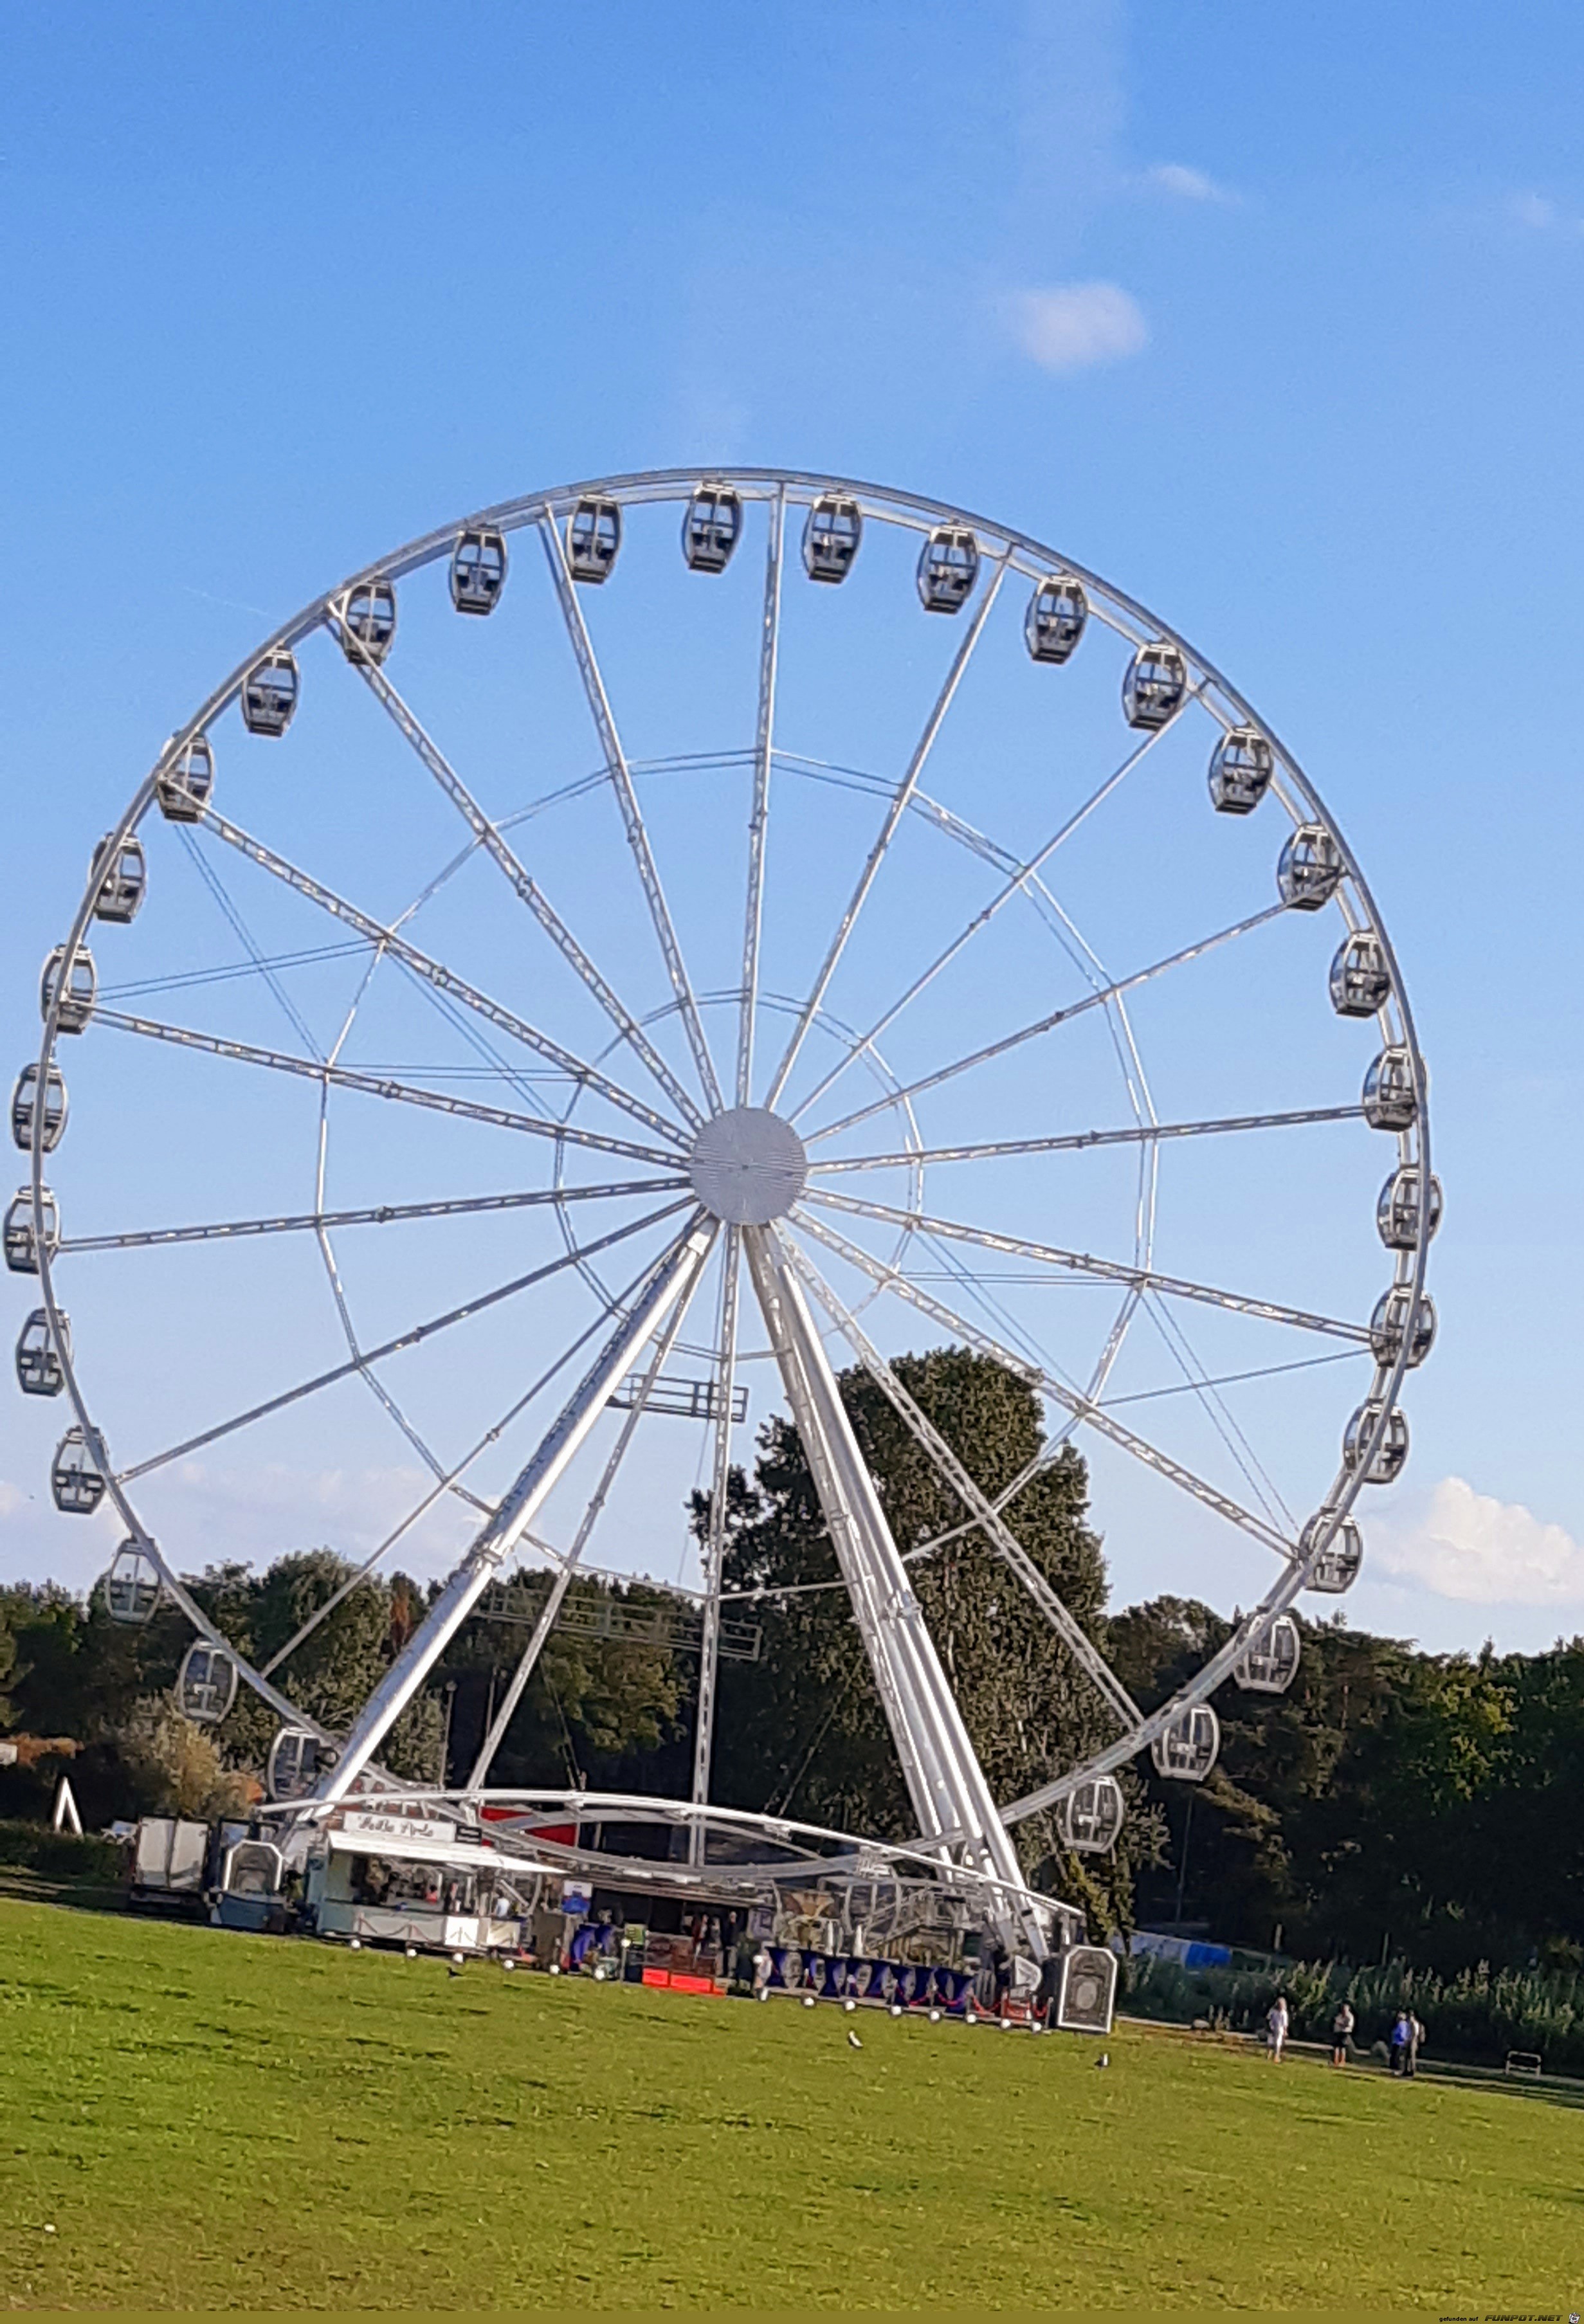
(0, 1867, 142, 1920)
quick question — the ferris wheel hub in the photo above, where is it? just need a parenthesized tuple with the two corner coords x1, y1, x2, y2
(687, 1105, 808, 1224)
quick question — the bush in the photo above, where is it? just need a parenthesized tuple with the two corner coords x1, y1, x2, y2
(114, 1698, 251, 1821)
(0, 1818, 125, 1883)
(1120, 1949, 1584, 2077)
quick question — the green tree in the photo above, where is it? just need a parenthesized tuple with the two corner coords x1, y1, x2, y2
(698, 1347, 1150, 1929)
(436, 1573, 692, 1794)
(185, 1552, 446, 1785)
(116, 1697, 252, 1820)
(0, 1599, 17, 1733)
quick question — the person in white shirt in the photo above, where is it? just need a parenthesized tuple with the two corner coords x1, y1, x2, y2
(1266, 1995, 1290, 2062)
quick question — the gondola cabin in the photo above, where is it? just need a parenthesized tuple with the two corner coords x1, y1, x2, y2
(1362, 1046, 1417, 1130)
(1208, 726, 1273, 814)
(1369, 1285, 1436, 1369)
(11, 1064, 67, 1154)
(241, 649, 299, 737)
(1330, 932, 1392, 1018)
(1302, 1511, 1363, 1594)
(1151, 1703, 1219, 1781)
(334, 579, 397, 667)
(1343, 1399, 1410, 1484)
(156, 735, 215, 822)
(802, 495, 862, 584)
(1122, 639, 1187, 730)
(39, 947, 96, 1035)
(105, 1543, 161, 1625)
(682, 484, 742, 574)
(51, 1425, 107, 1515)
(176, 1642, 239, 1725)
(1378, 1164, 1442, 1250)
(1054, 1774, 1125, 1853)
(1277, 823, 1342, 910)
(567, 498, 621, 584)
(91, 833, 147, 923)
(916, 526, 979, 613)
(266, 1726, 326, 1802)
(450, 525, 508, 614)
(1024, 574, 1088, 663)
(1234, 1613, 1300, 1693)
(15, 1307, 69, 1397)
(3, 1186, 58, 1275)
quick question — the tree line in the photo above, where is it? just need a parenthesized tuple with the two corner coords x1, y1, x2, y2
(2, 1346, 1578, 1978)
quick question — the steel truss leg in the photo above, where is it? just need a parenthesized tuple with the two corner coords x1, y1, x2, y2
(313, 1221, 716, 1804)
(465, 1280, 704, 1792)
(741, 1227, 1046, 1959)
(690, 1224, 740, 1864)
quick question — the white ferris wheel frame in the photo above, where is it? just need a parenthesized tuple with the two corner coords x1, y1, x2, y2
(18, 467, 1435, 1957)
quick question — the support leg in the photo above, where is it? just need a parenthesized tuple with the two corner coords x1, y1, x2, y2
(741, 1226, 1046, 1956)
(313, 1221, 715, 1804)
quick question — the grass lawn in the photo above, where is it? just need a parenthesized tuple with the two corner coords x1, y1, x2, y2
(1, 1896, 1581, 2311)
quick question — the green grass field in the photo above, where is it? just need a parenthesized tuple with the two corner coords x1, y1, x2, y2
(1, 1896, 1581, 2311)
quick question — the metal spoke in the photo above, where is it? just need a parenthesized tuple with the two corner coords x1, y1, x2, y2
(116, 1196, 693, 1485)
(95, 1009, 681, 1170)
(176, 827, 323, 1061)
(315, 1219, 717, 1802)
(691, 1223, 742, 1853)
(763, 552, 1012, 1111)
(60, 1180, 686, 1255)
(737, 488, 784, 1106)
(263, 1244, 706, 1682)
(806, 903, 1288, 1146)
(781, 1231, 1143, 1734)
(794, 1209, 1297, 1559)
(466, 1269, 709, 1790)
(334, 630, 704, 1130)
(305, 977, 489, 1521)
(808, 1104, 1364, 1175)
(197, 809, 689, 1148)
(801, 1190, 1370, 1343)
(789, 704, 1199, 1126)
(1140, 1291, 1295, 1540)
(307, 936, 488, 1547)
(537, 518, 725, 1114)
(1099, 1345, 1367, 1408)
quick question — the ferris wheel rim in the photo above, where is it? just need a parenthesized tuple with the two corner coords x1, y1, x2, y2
(21, 464, 1434, 1855)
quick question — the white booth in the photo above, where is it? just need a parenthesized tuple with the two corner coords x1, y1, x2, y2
(304, 1811, 546, 1955)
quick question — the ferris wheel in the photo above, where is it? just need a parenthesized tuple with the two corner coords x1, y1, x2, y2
(8, 468, 1436, 1957)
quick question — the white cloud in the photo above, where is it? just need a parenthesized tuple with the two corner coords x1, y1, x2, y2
(1506, 192, 1584, 235)
(1005, 283, 1148, 375)
(0, 1478, 25, 1523)
(140, 1458, 478, 1575)
(1144, 162, 1234, 205)
(1375, 1476, 1584, 1606)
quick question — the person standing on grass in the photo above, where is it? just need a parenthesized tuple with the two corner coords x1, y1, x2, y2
(1406, 2012, 1425, 2078)
(1266, 1994, 1289, 2062)
(1389, 2010, 1411, 2074)
(990, 1943, 1013, 2017)
(1331, 2001, 1355, 2067)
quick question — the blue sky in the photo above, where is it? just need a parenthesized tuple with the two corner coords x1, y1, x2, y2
(3, 2, 1582, 1656)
